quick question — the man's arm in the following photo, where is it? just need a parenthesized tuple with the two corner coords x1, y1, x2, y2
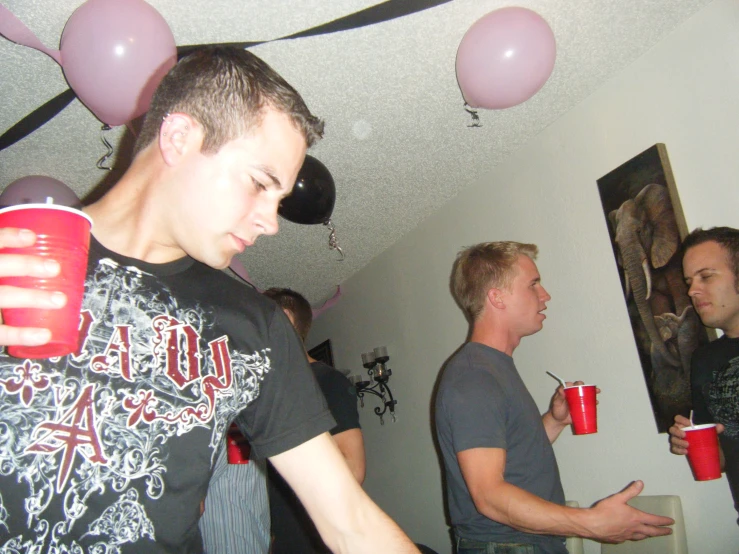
(332, 428, 366, 484)
(542, 410, 569, 444)
(269, 432, 418, 553)
(457, 447, 674, 543)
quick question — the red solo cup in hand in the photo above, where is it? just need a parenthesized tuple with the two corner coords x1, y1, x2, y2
(564, 384, 597, 435)
(0, 204, 92, 359)
(684, 423, 722, 481)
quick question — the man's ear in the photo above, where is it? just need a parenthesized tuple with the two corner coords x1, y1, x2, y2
(159, 113, 199, 165)
(486, 288, 506, 310)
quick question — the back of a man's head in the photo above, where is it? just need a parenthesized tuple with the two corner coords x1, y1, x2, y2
(451, 241, 539, 321)
(682, 226, 739, 283)
(133, 46, 324, 157)
(263, 288, 313, 343)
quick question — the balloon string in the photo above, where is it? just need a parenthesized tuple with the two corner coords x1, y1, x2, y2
(463, 103, 482, 128)
(325, 220, 344, 261)
(96, 124, 115, 171)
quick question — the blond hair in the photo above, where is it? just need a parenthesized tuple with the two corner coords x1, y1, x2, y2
(451, 241, 538, 321)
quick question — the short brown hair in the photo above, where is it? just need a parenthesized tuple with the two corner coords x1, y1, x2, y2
(134, 47, 324, 156)
(682, 227, 739, 286)
(263, 288, 313, 343)
(451, 241, 539, 321)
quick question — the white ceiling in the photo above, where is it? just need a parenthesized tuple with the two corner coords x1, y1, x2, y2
(0, 0, 713, 306)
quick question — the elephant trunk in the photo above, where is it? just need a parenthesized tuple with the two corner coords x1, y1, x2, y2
(621, 246, 680, 367)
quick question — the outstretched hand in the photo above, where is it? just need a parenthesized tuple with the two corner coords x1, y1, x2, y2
(0, 228, 66, 347)
(588, 481, 674, 543)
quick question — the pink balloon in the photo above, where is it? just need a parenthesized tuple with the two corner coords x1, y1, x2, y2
(60, 0, 177, 126)
(456, 7, 556, 110)
(0, 176, 81, 208)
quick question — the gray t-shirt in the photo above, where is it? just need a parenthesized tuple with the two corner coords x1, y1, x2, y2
(435, 342, 566, 553)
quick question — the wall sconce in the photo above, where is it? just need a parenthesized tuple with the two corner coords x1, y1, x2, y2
(352, 346, 397, 424)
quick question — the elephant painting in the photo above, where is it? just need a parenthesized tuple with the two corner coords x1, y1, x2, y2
(598, 145, 710, 432)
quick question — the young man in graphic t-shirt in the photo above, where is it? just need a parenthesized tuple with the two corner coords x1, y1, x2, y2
(0, 47, 418, 554)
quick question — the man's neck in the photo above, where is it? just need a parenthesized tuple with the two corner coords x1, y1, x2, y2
(83, 149, 186, 264)
(469, 318, 520, 356)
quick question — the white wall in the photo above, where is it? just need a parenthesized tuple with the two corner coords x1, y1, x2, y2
(310, 0, 739, 552)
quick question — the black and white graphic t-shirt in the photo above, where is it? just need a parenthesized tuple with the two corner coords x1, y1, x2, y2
(0, 238, 333, 553)
(691, 335, 739, 522)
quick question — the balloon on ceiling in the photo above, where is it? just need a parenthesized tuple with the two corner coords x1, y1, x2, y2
(0, 0, 177, 127)
(0, 176, 81, 208)
(278, 155, 344, 261)
(279, 156, 336, 225)
(456, 7, 556, 110)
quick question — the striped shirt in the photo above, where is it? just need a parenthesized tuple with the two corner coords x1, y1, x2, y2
(199, 442, 270, 553)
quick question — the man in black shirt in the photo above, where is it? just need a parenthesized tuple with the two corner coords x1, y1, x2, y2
(0, 47, 416, 553)
(669, 227, 739, 523)
(264, 287, 365, 553)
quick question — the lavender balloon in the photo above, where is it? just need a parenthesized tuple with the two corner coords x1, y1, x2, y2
(60, 0, 177, 126)
(0, 176, 81, 208)
(456, 7, 556, 110)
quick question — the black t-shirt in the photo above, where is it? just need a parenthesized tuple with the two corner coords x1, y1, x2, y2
(269, 361, 361, 554)
(0, 238, 334, 553)
(690, 335, 739, 522)
(311, 360, 360, 435)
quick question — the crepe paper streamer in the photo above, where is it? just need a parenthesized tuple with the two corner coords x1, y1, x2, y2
(1, 0, 453, 152)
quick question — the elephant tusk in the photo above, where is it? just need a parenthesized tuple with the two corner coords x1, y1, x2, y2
(642, 258, 652, 301)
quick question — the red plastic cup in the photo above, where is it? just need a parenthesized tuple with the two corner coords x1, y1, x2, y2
(226, 423, 251, 464)
(684, 423, 722, 481)
(564, 384, 597, 435)
(0, 204, 92, 359)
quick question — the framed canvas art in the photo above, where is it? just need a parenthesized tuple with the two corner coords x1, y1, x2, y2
(597, 144, 712, 432)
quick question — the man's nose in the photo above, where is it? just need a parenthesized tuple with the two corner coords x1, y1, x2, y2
(687, 281, 699, 297)
(256, 202, 280, 236)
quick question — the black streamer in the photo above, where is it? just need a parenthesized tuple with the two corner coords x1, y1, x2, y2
(0, 88, 76, 152)
(1, 0, 452, 153)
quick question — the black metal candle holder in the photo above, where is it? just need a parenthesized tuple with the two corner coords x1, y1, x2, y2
(355, 346, 397, 425)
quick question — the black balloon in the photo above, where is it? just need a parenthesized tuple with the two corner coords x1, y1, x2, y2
(278, 155, 335, 225)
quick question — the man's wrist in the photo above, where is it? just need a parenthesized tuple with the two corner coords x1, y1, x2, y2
(543, 410, 568, 429)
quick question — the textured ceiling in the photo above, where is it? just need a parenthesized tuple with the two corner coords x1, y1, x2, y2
(0, 0, 713, 306)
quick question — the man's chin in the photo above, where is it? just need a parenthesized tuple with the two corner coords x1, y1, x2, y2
(193, 252, 233, 271)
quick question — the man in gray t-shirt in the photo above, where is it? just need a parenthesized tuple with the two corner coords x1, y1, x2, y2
(436, 241, 675, 553)
(436, 343, 566, 552)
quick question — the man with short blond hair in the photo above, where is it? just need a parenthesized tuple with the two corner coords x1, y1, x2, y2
(436, 241, 674, 553)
